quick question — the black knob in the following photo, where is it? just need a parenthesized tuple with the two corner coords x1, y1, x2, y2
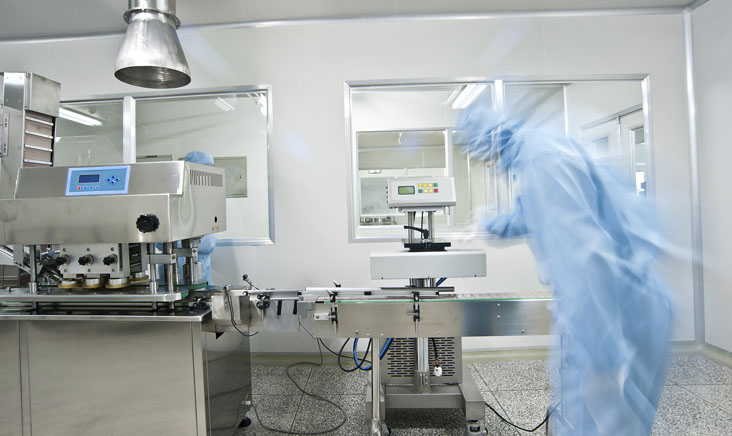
(103, 254, 118, 266)
(78, 255, 93, 266)
(54, 255, 69, 266)
(136, 214, 160, 233)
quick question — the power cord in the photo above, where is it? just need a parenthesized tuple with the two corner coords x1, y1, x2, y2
(223, 286, 258, 337)
(250, 338, 347, 435)
(484, 400, 560, 433)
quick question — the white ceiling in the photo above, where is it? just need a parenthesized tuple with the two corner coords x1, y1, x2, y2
(0, 0, 696, 41)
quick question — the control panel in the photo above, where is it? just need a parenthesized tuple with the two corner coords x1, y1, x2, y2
(65, 165, 130, 196)
(387, 177, 456, 210)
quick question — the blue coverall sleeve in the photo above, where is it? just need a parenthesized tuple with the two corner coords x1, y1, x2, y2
(482, 197, 528, 238)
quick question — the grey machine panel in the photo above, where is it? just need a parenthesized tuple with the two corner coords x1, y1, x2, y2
(0, 314, 251, 436)
(0, 161, 227, 244)
(0, 321, 21, 436)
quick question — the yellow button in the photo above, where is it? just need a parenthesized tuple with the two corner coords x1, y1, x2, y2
(418, 184, 423, 188)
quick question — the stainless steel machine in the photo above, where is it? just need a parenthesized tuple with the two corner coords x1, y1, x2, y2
(238, 177, 553, 436)
(0, 73, 252, 436)
(0, 161, 252, 436)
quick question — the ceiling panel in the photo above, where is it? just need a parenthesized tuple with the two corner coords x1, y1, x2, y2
(0, 0, 695, 41)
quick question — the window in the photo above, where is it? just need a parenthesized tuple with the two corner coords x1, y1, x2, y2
(55, 87, 273, 245)
(347, 78, 649, 241)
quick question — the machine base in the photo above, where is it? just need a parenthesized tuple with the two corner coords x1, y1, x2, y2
(365, 365, 486, 436)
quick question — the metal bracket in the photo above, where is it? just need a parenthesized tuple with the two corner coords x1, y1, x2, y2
(0, 110, 8, 158)
(148, 253, 177, 264)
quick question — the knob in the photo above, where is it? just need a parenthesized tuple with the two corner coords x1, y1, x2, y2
(54, 255, 70, 266)
(78, 255, 93, 266)
(103, 254, 118, 266)
(136, 214, 160, 233)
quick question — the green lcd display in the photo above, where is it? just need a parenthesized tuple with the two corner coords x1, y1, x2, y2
(398, 186, 416, 195)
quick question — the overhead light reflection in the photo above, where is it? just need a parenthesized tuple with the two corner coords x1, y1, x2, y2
(58, 108, 103, 127)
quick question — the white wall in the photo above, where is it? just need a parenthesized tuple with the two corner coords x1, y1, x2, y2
(693, 0, 732, 352)
(0, 12, 695, 352)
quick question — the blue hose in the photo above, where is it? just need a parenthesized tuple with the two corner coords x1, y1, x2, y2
(353, 338, 393, 370)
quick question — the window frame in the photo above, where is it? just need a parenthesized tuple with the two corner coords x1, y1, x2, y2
(345, 75, 653, 243)
(60, 85, 275, 246)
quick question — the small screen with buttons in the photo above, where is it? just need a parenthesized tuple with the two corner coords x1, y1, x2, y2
(66, 165, 130, 196)
(398, 186, 415, 195)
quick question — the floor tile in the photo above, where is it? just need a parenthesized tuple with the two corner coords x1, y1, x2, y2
(665, 355, 732, 385)
(473, 360, 550, 391)
(305, 365, 369, 395)
(251, 366, 311, 394)
(237, 394, 302, 435)
(291, 394, 365, 435)
(651, 386, 732, 436)
(492, 390, 551, 436)
(683, 384, 732, 414)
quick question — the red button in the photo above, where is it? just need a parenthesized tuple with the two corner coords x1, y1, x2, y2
(434, 188, 439, 193)
(77, 186, 81, 190)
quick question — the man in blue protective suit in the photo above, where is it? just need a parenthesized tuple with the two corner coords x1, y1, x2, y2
(183, 151, 217, 286)
(455, 105, 672, 436)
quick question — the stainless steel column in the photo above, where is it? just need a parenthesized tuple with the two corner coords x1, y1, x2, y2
(163, 242, 176, 292)
(407, 211, 416, 244)
(370, 336, 384, 436)
(27, 245, 37, 295)
(415, 337, 431, 393)
(426, 211, 434, 243)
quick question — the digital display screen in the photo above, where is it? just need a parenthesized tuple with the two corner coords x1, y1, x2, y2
(78, 174, 100, 183)
(398, 186, 415, 195)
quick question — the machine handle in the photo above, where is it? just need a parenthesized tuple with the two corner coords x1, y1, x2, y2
(136, 214, 160, 233)
(403, 225, 429, 239)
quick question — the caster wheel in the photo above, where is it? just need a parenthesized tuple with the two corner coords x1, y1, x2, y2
(239, 417, 252, 428)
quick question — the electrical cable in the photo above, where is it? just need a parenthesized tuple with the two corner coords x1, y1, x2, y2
(435, 277, 447, 287)
(430, 337, 439, 366)
(318, 338, 374, 368)
(484, 400, 560, 433)
(352, 338, 393, 371)
(223, 287, 258, 337)
(250, 338, 348, 435)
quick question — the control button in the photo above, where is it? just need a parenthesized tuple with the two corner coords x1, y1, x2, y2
(434, 182, 438, 187)
(136, 214, 160, 233)
(77, 186, 81, 190)
(106, 176, 120, 185)
(418, 183, 423, 188)
(434, 188, 439, 193)
(418, 189, 423, 193)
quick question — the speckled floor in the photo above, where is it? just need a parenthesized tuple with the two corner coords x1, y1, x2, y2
(236, 353, 732, 436)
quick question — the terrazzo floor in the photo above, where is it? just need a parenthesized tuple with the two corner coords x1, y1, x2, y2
(236, 353, 732, 436)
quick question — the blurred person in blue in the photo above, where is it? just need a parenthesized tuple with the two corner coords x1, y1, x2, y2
(183, 151, 217, 286)
(455, 104, 672, 436)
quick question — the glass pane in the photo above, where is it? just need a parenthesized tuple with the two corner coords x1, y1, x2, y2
(632, 127, 647, 196)
(568, 80, 644, 185)
(357, 129, 448, 227)
(350, 83, 494, 238)
(136, 92, 270, 241)
(55, 101, 124, 166)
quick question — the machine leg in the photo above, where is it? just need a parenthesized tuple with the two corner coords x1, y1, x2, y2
(466, 420, 486, 435)
(369, 337, 390, 436)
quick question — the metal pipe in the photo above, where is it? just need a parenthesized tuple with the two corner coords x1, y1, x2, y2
(414, 337, 432, 393)
(426, 211, 434, 242)
(28, 245, 38, 295)
(163, 242, 176, 292)
(370, 336, 383, 436)
(147, 243, 158, 295)
(407, 211, 415, 244)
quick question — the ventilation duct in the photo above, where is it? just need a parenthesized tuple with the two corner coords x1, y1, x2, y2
(114, 0, 191, 89)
